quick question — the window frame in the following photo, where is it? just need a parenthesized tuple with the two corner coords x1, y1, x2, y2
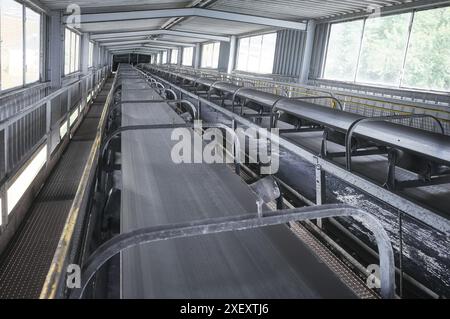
(64, 27, 81, 76)
(0, 0, 43, 93)
(200, 42, 220, 69)
(182, 47, 194, 66)
(170, 48, 179, 65)
(321, 6, 450, 94)
(235, 32, 277, 75)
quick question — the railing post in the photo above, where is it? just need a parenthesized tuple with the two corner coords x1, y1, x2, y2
(4, 127, 9, 176)
(46, 100, 52, 162)
(1, 185, 8, 227)
(315, 157, 325, 228)
(67, 88, 72, 139)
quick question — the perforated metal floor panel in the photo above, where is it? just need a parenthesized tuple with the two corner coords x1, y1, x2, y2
(0, 79, 112, 299)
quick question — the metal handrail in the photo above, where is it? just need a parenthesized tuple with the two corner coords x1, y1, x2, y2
(0, 66, 109, 131)
(39, 66, 114, 299)
(69, 204, 395, 299)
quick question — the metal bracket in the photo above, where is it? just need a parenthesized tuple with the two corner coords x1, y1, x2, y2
(207, 80, 232, 100)
(249, 176, 281, 217)
(107, 99, 199, 123)
(101, 123, 242, 175)
(345, 114, 445, 171)
(290, 95, 343, 111)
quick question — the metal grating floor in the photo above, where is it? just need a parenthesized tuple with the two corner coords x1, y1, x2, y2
(0, 79, 113, 298)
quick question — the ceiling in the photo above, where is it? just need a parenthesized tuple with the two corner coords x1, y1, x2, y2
(36, 0, 429, 54)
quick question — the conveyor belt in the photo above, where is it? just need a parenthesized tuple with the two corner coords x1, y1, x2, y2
(281, 130, 450, 215)
(0, 79, 112, 298)
(119, 73, 357, 298)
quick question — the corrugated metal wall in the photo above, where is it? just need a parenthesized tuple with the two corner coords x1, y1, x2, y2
(273, 29, 306, 77)
(309, 23, 330, 80)
(218, 41, 231, 72)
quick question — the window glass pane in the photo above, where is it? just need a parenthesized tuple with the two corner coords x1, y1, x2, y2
(356, 13, 411, 86)
(1, 0, 24, 90)
(201, 43, 211, 67)
(247, 35, 262, 73)
(88, 42, 94, 67)
(260, 33, 277, 74)
(162, 51, 167, 64)
(237, 37, 249, 71)
(70, 32, 76, 72)
(236, 33, 276, 74)
(182, 47, 193, 66)
(212, 42, 220, 68)
(171, 49, 178, 64)
(157, 53, 161, 64)
(403, 7, 450, 91)
(201, 42, 220, 68)
(25, 8, 40, 84)
(64, 29, 71, 75)
(74, 34, 79, 72)
(324, 20, 364, 82)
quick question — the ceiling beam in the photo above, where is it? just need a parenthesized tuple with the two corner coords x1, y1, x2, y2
(111, 49, 157, 53)
(161, 0, 219, 30)
(101, 39, 194, 48)
(319, 0, 450, 23)
(69, 8, 307, 30)
(111, 51, 155, 56)
(105, 44, 169, 51)
(90, 30, 229, 42)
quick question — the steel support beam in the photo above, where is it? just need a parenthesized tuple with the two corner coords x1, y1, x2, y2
(194, 43, 201, 69)
(70, 8, 307, 30)
(90, 30, 229, 42)
(81, 34, 90, 74)
(101, 39, 193, 48)
(108, 44, 176, 51)
(49, 11, 64, 88)
(299, 20, 316, 84)
(227, 35, 237, 74)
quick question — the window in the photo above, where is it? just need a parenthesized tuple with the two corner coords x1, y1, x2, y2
(64, 28, 80, 75)
(1, 0, 23, 90)
(157, 53, 161, 64)
(88, 41, 94, 68)
(162, 51, 167, 64)
(356, 13, 411, 86)
(1, 0, 42, 91)
(323, 20, 364, 82)
(171, 49, 178, 64)
(323, 6, 450, 92)
(201, 42, 220, 69)
(236, 33, 277, 74)
(402, 7, 450, 91)
(7, 145, 47, 214)
(182, 47, 193, 66)
(25, 8, 41, 84)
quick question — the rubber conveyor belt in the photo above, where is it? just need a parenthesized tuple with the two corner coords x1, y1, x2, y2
(0, 79, 113, 298)
(120, 77, 357, 298)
